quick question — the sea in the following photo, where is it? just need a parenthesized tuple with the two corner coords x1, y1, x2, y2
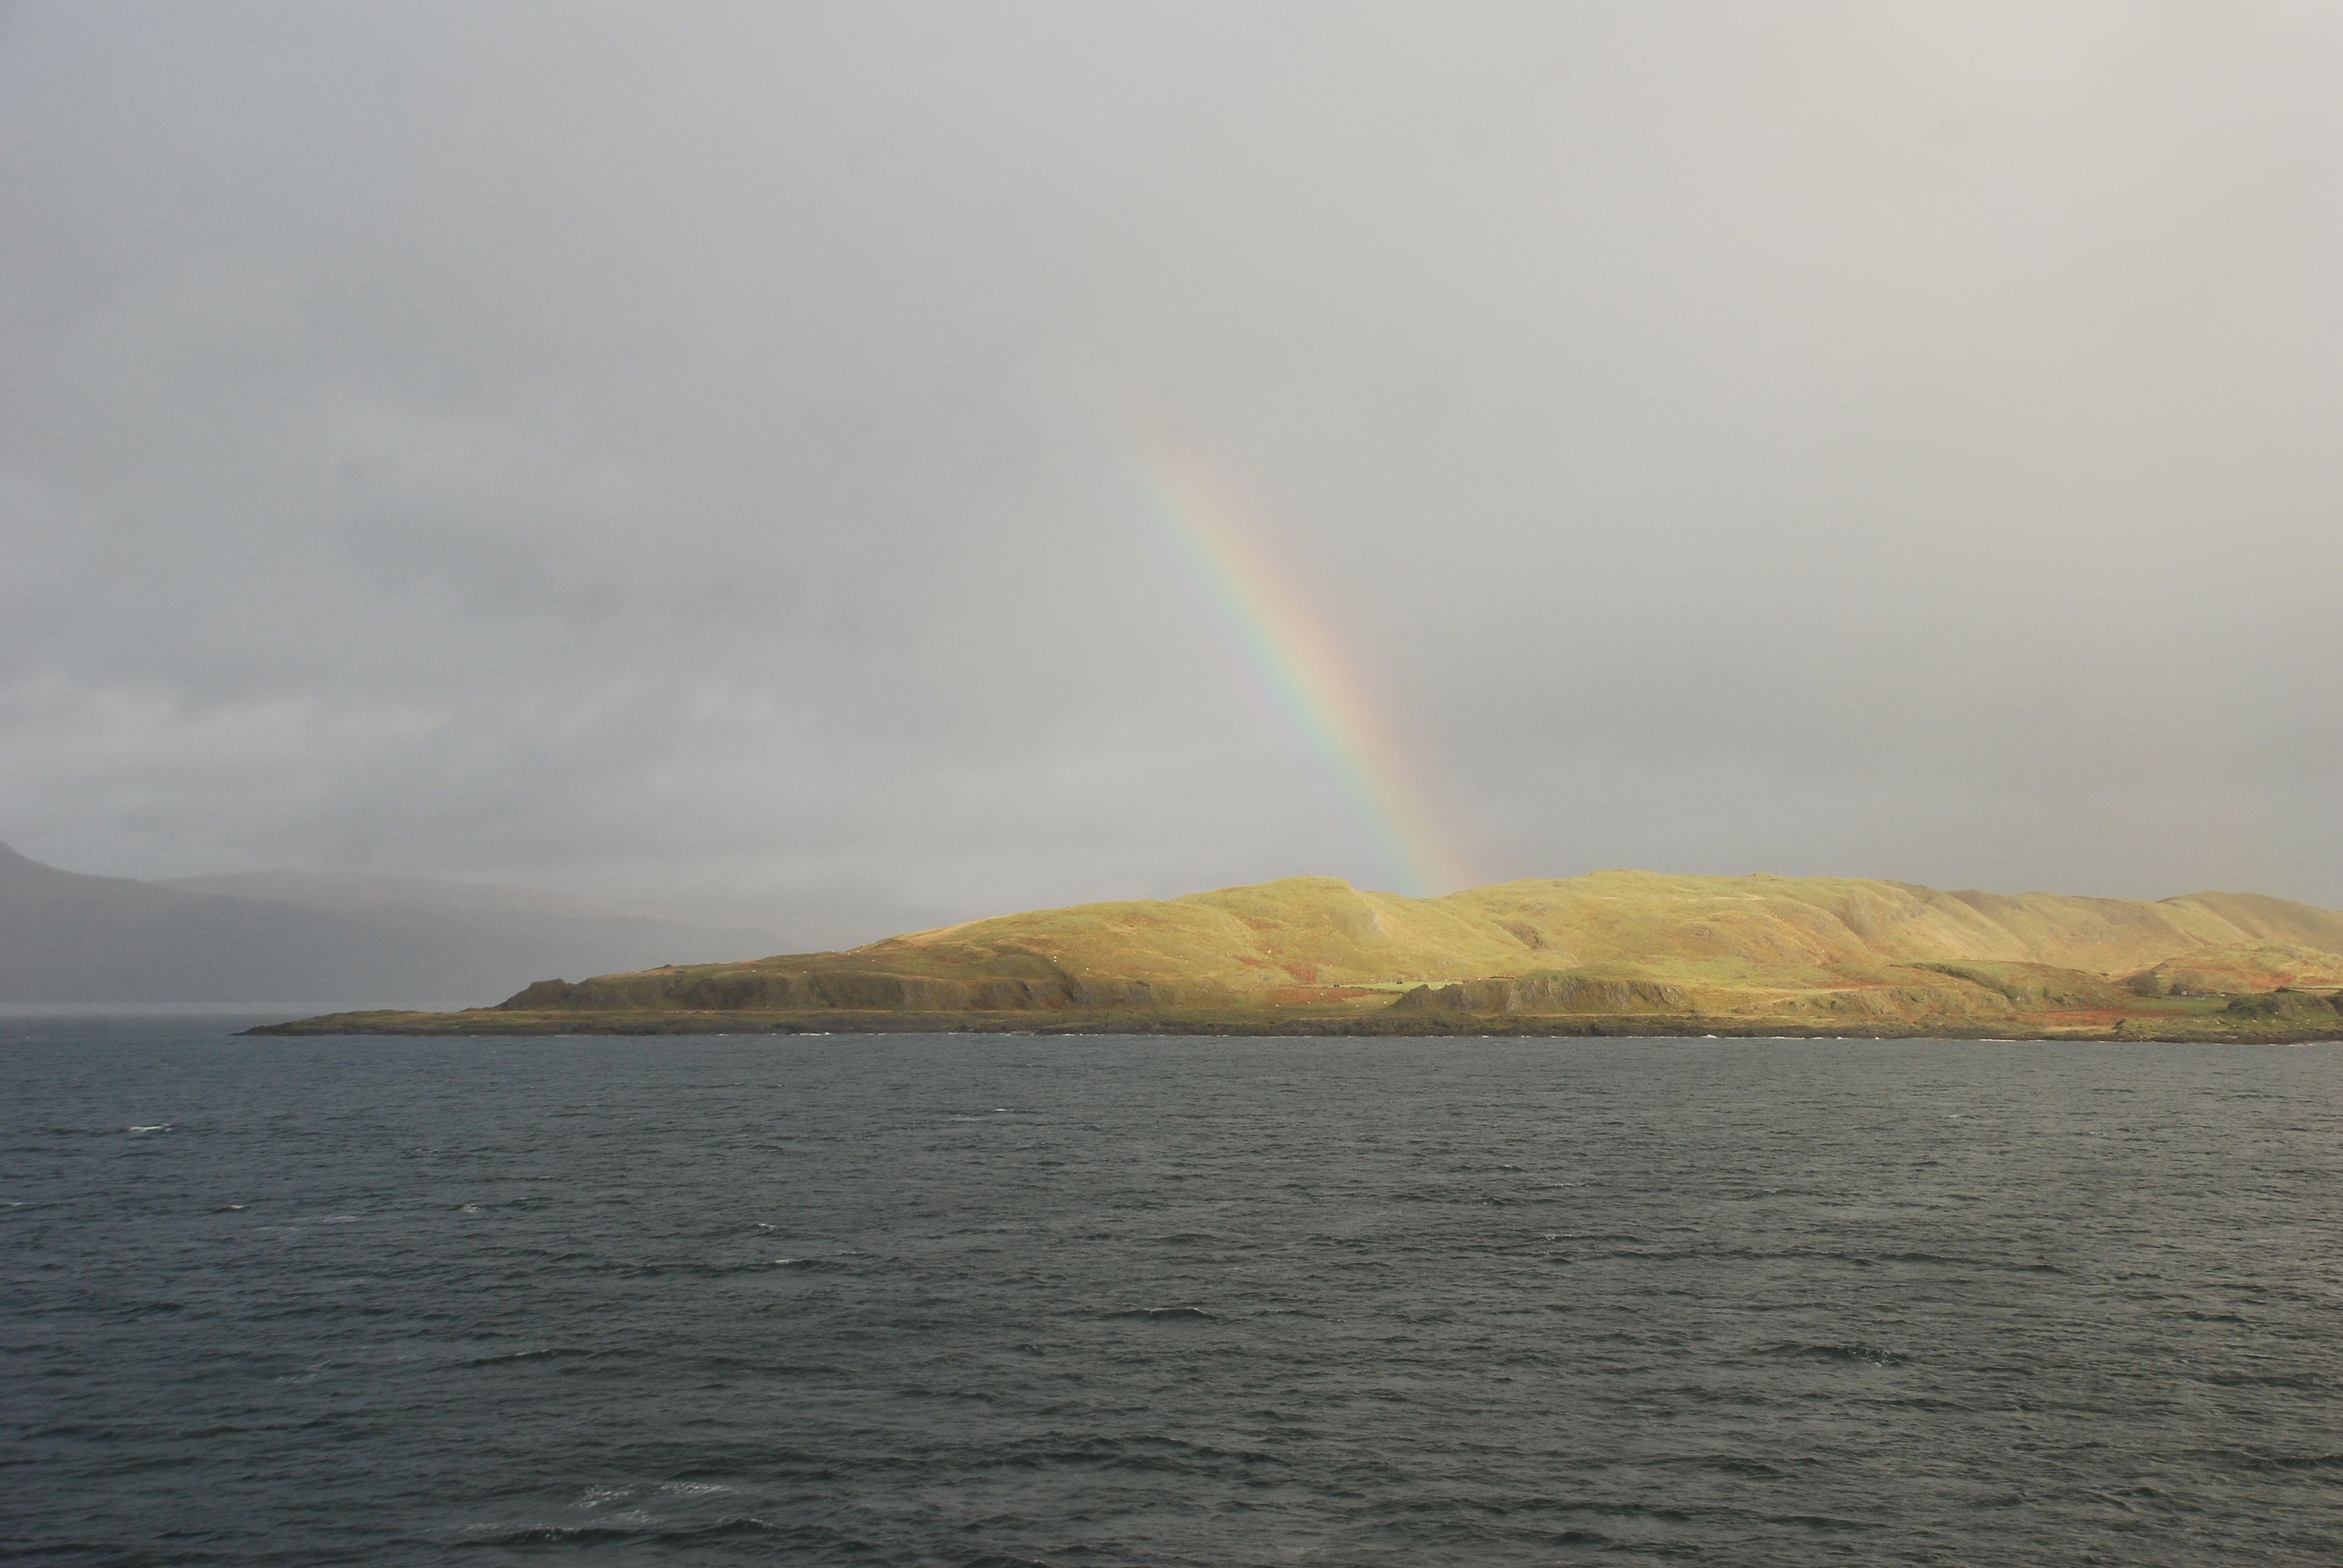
(5, 1019, 2341, 1566)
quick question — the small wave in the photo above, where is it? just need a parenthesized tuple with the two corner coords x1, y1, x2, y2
(582, 1257, 801, 1279)
(1107, 1305, 1213, 1321)
(1763, 1513, 1872, 1531)
(459, 1523, 639, 1546)
(991, 1431, 1282, 1475)
(665, 1518, 782, 1541)
(126, 1125, 171, 1134)
(1656, 1452, 1785, 1478)
(1874, 1250, 2062, 1276)
(460, 1516, 781, 1549)
(1758, 1340, 1910, 1367)
(211, 1204, 246, 1213)
(457, 1346, 598, 1368)
(2201, 1370, 2323, 1389)
(2225, 1450, 2343, 1472)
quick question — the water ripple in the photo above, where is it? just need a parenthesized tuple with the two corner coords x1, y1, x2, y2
(5, 1021, 2342, 1566)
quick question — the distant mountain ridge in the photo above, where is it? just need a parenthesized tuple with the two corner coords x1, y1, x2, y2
(852, 872, 2343, 995)
(266, 869, 2343, 1040)
(0, 843, 782, 1006)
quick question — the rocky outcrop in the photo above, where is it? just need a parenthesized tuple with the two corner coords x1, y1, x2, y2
(1913, 961, 2135, 1008)
(496, 965, 1234, 1013)
(1393, 969, 2037, 1023)
(1797, 984, 2007, 1019)
(498, 970, 968, 1010)
(1393, 970, 1688, 1014)
(2221, 990, 2343, 1022)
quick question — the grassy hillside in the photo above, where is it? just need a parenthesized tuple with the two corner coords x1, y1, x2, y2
(2127, 941, 2343, 997)
(254, 870, 2343, 1039)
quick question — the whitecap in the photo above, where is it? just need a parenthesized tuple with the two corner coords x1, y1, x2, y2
(127, 1125, 171, 1134)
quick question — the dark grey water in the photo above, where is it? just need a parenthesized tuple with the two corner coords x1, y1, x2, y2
(5, 1021, 2341, 1566)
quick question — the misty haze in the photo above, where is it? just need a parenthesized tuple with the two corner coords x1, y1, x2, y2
(5, 3, 2336, 940)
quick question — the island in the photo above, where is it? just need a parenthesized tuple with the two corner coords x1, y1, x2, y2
(244, 871, 2343, 1042)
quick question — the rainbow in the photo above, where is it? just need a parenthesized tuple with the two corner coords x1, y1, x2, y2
(1122, 434, 1470, 898)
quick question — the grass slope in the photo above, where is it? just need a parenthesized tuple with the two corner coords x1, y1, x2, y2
(251, 870, 2343, 1040)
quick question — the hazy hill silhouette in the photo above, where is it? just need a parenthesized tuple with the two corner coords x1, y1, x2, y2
(0, 842, 782, 1007)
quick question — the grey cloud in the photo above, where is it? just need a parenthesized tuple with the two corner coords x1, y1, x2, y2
(2, 1, 2338, 941)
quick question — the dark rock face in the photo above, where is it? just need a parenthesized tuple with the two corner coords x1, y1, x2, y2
(1919, 961, 2135, 1009)
(1394, 972, 1688, 1014)
(972, 977, 1066, 1008)
(494, 965, 1236, 1013)
(497, 969, 950, 1010)
(676, 972, 819, 1010)
(496, 974, 685, 1010)
(499, 978, 584, 1008)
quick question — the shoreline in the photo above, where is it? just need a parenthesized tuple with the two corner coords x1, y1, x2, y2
(241, 1007, 2343, 1044)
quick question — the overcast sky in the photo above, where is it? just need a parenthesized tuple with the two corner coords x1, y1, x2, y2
(4, 1, 2339, 944)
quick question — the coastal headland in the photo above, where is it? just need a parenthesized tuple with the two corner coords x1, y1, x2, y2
(249, 871, 2343, 1041)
